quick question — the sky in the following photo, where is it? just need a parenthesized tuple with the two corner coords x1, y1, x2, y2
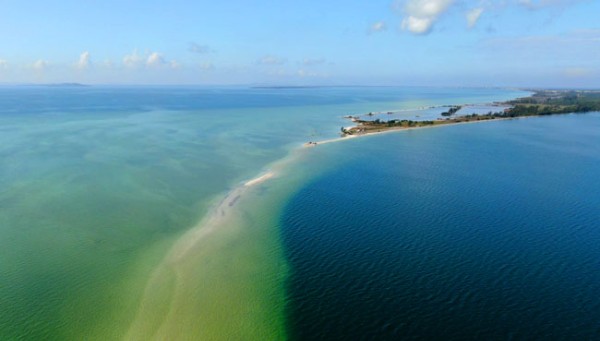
(0, 0, 598, 87)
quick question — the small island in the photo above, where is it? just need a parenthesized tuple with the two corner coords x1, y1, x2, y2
(339, 90, 600, 137)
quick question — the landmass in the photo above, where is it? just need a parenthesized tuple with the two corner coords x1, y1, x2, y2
(335, 89, 600, 138)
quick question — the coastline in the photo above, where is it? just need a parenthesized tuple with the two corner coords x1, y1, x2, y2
(304, 115, 525, 147)
(307, 89, 600, 147)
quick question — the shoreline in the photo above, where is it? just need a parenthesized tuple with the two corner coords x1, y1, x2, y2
(307, 89, 600, 147)
(303, 115, 525, 147)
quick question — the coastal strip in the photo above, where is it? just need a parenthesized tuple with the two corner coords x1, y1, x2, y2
(305, 89, 600, 147)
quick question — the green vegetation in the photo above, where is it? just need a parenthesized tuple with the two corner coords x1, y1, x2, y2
(440, 105, 462, 117)
(345, 118, 442, 135)
(506, 90, 600, 116)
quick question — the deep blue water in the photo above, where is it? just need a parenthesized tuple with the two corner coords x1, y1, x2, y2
(282, 114, 600, 340)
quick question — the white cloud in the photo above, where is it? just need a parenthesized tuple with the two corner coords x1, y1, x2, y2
(399, 0, 455, 35)
(402, 16, 434, 34)
(33, 59, 48, 71)
(368, 21, 388, 34)
(466, 8, 484, 28)
(76, 51, 91, 70)
(146, 52, 166, 67)
(394, 0, 585, 35)
(258, 55, 286, 65)
(122, 50, 177, 70)
(123, 50, 143, 68)
(0, 59, 8, 69)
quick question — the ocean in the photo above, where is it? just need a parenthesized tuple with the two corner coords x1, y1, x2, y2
(2, 86, 598, 339)
(283, 113, 600, 339)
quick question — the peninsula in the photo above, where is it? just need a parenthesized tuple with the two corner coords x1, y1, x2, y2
(339, 89, 600, 137)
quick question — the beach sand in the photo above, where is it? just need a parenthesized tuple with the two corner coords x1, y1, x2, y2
(306, 115, 529, 147)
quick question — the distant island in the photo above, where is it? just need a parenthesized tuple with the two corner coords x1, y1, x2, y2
(339, 89, 600, 137)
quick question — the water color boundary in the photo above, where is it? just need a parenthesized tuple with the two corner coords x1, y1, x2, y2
(125, 114, 508, 340)
(124, 148, 308, 340)
(126, 89, 596, 340)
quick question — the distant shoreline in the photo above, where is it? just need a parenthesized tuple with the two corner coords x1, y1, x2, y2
(305, 89, 600, 147)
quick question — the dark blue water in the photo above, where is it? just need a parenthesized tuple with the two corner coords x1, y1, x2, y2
(282, 114, 600, 340)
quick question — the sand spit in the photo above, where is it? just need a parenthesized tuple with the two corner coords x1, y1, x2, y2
(170, 171, 275, 263)
(125, 170, 281, 340)
(244, 171, 274, 187)
(304, 116, 529, 148)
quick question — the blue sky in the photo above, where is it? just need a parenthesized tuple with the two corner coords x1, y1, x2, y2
(0, 0, 598, 87)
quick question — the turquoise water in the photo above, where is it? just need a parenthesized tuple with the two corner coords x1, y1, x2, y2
(283, 113, 600, 339)
(0, 86, 529, 339)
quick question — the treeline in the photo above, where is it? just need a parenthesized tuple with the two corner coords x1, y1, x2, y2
(506, 91, 600, 117)
(441, 106, 462, 117)
(361, 118, 436, 127)
(509, 90, 600, 113)
(507, 103, 600, 117)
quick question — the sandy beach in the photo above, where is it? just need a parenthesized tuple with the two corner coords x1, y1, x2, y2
(305, 115, 532, 148)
